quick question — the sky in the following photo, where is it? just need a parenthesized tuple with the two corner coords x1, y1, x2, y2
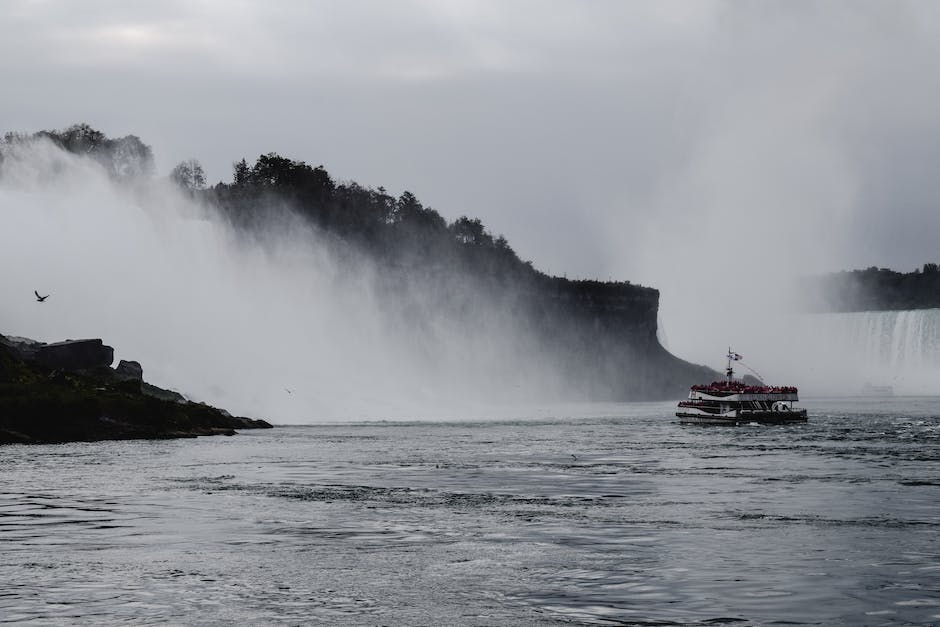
(3, 0, 940, 376)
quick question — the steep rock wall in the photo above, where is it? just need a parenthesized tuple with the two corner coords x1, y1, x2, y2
(523, 279, 716, 400)
(376, 267, 715, 401)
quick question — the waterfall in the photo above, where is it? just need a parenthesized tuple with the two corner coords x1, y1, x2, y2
(835, 310, 940, 370)
(797, 309, 940, 395)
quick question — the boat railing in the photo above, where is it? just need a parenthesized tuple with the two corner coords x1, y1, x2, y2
(690, 382, 798, 394)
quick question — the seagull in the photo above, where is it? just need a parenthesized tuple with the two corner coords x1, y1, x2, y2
(34, 290, 49, 302)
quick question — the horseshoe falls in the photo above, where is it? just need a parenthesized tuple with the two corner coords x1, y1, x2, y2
(795, 309, 940, 396)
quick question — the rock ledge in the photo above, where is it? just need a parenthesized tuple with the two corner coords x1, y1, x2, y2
(0, 333, 272, 445)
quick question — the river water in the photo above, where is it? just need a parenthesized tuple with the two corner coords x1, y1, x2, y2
(2, 398, 939, 625)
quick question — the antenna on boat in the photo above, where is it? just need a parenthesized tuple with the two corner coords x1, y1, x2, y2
(726, 347, 742, 383)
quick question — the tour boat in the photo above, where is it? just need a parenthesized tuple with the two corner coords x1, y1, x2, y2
(676, 349, 808, 425)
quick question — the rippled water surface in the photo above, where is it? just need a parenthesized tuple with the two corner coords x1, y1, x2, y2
(2, 398, 940, 625)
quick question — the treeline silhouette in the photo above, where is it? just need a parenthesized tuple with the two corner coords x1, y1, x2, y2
(807, 264, 940, 312)
(1, 123, 651, 302)
(2, 123, 154, 179)
(213, 153, 533, 286)
(204, 144, 668, 345)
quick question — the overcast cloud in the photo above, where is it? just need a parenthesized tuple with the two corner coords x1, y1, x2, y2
(3, 0, 939, 296)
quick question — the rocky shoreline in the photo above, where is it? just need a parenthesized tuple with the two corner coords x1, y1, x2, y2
(0, 333, 272, 445)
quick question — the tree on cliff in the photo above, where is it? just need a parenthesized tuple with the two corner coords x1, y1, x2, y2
(171, 159, 207, 191)
(109, 135, 154, 179)
(206, 151, 534, 276)
(450, 216, 489, 246)
(46, 123, 106, 154)
(32, 123, 154, 180)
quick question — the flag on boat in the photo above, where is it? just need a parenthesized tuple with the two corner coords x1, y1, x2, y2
(731, 352, 743, 361)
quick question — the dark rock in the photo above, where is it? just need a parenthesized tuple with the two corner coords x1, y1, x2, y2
(0, 334, 43, 360)
(115, 360, 143, 381)
(113, 378, 143, 394)
(1, 335, 115, 373)
(112, 360, 185, 401)
(141, 382, 186, 403)
(34, 339, 114, 371)
(0, 335, 272, 445)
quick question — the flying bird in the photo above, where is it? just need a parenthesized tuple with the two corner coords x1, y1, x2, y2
(34, 291, 49, 302)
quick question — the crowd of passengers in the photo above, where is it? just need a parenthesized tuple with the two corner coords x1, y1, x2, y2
(690, 381, 798, 394)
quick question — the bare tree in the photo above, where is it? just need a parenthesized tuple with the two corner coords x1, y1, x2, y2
(170, 159, 206, 191)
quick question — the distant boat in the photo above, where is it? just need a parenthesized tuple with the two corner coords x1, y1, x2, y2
(676, 348, 808, 425)
(859, 382, 894, 397)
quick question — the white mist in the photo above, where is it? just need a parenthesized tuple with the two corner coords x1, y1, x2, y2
(0, 140, 573, 423)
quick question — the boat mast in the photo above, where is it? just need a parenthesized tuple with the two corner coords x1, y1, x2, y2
(726, 347, 734, 383)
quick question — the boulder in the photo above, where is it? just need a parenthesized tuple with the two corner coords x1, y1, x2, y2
(34, 339, 114, 371)
(115, 359, 143, 381)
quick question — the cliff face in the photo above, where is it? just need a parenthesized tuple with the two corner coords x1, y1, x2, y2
(375, 266, 714, 402)
(523, 279, 715, 400)
(207, 145, 714, 399)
